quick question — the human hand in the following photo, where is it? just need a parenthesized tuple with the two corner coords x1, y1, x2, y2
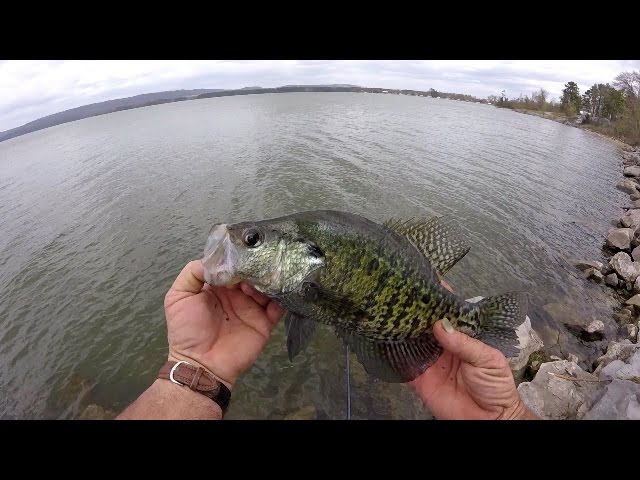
(409, 281, 537, 420)
(163, 260, 285, 390)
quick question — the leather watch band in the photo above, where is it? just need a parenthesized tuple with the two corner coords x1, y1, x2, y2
(158, 360, 231, 413)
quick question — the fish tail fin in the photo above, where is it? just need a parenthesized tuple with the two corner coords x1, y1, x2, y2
(476, 292, 528, 358)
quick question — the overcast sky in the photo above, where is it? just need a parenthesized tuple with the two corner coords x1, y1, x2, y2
(1, 60, 639, 132)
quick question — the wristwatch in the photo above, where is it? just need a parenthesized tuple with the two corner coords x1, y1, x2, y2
(158, 360, 231, 414)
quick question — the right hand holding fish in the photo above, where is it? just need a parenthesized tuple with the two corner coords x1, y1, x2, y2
(409, 319, 539, 420)
(164, 260, 285, 391)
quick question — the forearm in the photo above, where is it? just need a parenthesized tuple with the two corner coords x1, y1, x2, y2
(116, 379, 223, 420)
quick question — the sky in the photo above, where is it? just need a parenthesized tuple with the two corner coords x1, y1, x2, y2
(1, 60, 639, 132)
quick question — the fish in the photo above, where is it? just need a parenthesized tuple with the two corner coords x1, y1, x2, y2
(201, 209, 527, 383)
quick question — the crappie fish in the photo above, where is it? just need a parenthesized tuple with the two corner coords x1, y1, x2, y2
(202, 210, 527, 383)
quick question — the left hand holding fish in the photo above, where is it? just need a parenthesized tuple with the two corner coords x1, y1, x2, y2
(164, 259, 285, 391)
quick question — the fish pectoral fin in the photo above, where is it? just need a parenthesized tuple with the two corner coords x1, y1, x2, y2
(300, 281, 366, 317)
(383, 216, 470, 276)
(336, 328, 443, 383)
(284, 312, 317, 361)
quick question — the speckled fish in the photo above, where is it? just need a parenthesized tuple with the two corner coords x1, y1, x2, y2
(201, 210, 527, 383)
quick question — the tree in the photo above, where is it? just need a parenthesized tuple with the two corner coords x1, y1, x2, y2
(613, 71, 640, 143)
(561, 81, 581, 115)
(538, 88, 548, 109)
(613, 71, 640, 100)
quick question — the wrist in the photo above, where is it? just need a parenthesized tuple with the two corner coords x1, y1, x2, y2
(168, 352, 235, 391)
(117, 379, 223, 420)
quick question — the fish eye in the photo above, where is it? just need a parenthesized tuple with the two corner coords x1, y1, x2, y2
(243, 228, 262, 248)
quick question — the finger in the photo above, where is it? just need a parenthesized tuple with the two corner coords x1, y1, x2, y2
(440, 279, 453, 293)
(169, 260, 205, 295)
(266, 301, 285, 325)
(240, 283, 270, 307)
(432, 320, 495, 367)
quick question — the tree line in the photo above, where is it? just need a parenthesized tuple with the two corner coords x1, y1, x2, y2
(492, 70, 640, 145)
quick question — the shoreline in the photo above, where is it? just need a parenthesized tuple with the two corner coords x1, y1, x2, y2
(507, 107, 640, 420)
(510, 107, 633, 148)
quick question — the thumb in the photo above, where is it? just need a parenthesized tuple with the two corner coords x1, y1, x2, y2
(168, 260, 205, 295)
(433, 320, 496, 367)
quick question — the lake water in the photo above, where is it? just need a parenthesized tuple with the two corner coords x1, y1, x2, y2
(0, 92, 625, 419)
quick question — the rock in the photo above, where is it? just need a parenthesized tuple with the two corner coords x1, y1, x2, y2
(543, 302, 592, 329)
(633, 246, 640, 262)
(586, 320, 605, 333)
(582, 379, 640, 420)
(624, 165, 640, 177)
(517, 360, 604, 419)
(627, 281, 634, 291)
(587, 269, 604, 282)
(622, 323, 638, 342)
(594, 340, 640, 373)
(606, 228, 633, 250)
(575, 260, 604, 272)
(508, 316, 544, 373)
(620, 209, 640, 229)
(631, 193, 640, 201)
(634, 277, 640, 293)
(605, 273, 619, 287)
(630, 200, 640, 209)
(583, 351, 640, 420)
(568, 353, 579, 364)
(625, 294, 640, 307)
(614, 309, 632, 324)
(284, 404, 317, 420)
(610, 252, 640, 282)
(617, 179, 639, 194)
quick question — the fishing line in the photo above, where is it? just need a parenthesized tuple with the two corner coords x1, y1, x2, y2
(345, 343, 351, 420)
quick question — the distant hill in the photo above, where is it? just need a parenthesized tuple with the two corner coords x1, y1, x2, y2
(0, 83, 489, 144)
(0, 89, 223, 143)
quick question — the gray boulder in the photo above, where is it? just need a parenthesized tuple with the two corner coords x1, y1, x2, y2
(622, 323, 638, 342)
(508, 316, 544, 374)
(517, 361, 604, 420)
(582, 350, 640, 420)
(587, 269, 604, 282)
(582, 380, 640, 420)
(617, 179, 639, 194)
(594, 340, 640, 374)
(614, 307, 633, 324)
(542, 302, 593, 330)
(625, 294, 640, 307)
(610, 252, 640, 282)
(633, 246, 640, 262)
(623, 165, 640, 177)
(586, 320, 605, 333)
(575, 260, 604, 272)
(631, 193, 640, 201)
(606, 228, 633, 250)
(620, 209, 640, 229)
(605, 273, 619, 287)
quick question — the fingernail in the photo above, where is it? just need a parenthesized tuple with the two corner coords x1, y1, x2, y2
(441, 318, 454, 333)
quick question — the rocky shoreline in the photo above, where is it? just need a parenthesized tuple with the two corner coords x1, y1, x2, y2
(511, 143, 640, 420)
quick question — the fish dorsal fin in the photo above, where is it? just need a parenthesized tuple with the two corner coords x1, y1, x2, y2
(383, 217, 470, 276)
(336, 328, 443, 383)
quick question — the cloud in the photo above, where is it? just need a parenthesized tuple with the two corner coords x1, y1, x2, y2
(1, 60, 638, 132)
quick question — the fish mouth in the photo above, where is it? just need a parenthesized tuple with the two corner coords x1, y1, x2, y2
(202, 224, 240, 286)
